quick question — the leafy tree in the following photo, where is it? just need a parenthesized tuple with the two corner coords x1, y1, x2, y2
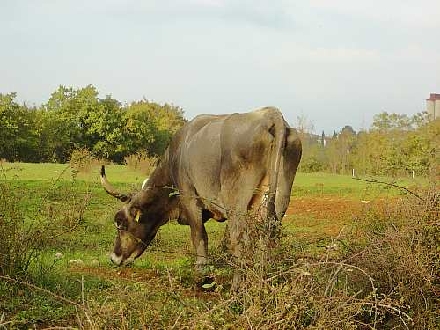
(4, 85, 434, 177)
(0, 93, 21, 160)
(44, 85, 123, 162)
(85, 96, 125, 162)
(402, 119, 439, 176)
(348, 112, 436, 177)
(411, 111, 431, 129)
(0, 93, 39, 162)
(32, 109, 59, 162)
(1, 87, 186, 163)
(123, 100, 185, 158)
(294, 114, 323, 172)
(372, 112, 412, 132)
(45, 85, 84, 162)
(325, 126, 356, 174)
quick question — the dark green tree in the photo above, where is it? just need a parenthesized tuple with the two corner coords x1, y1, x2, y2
(123, 100, 185, 158)
(0, 93, 39, 162)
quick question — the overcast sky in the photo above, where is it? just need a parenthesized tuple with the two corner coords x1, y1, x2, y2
(1, 0, 439, 134)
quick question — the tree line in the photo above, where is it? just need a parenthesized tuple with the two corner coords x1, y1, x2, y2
(299, 112, 439, 177)
(1, 85, 438, 177)
(0, 85, 185, 163)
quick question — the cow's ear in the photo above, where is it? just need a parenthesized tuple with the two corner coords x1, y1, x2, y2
(134, 209, 142, 222)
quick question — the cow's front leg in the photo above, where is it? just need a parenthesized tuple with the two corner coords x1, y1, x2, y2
(190, 222, 208, 271)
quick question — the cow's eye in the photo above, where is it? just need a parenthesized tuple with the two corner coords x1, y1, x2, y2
(115, 216, 127, 230)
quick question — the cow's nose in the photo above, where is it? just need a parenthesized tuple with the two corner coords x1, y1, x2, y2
(110, 252, 123, 266)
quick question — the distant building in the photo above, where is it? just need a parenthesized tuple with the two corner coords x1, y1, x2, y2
(426, 93, 440, 120)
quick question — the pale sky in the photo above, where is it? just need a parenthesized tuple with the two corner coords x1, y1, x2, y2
(1, 0, 439, 134)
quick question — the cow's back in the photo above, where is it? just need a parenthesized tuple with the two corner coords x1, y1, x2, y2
(168, 114, 228, 203)
(219, 107, 301, 219)
(167, 107, 301, 220)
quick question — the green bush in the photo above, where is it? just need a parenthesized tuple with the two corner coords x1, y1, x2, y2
(299, 155, 326, 173)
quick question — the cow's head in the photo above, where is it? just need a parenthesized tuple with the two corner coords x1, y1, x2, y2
(100, 165, 166, 266)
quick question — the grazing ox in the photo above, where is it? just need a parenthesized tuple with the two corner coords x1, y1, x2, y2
(100, 107, 302, 269)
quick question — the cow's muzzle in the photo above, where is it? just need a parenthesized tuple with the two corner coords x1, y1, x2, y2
(110, 252, 123, 266)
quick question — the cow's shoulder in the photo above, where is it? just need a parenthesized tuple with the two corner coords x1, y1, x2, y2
(189, 114, 229, 130)
(177, 113, 229, 144)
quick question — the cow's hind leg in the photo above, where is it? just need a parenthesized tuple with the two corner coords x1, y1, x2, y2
(227, 212, 249, 290)
(223, 177, 273, 290)
(223, 196, 256, 291)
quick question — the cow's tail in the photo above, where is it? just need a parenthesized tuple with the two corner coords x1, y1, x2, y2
(267, 108, 286, 222)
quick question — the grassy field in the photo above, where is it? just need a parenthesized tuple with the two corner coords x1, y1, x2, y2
(0, 163, 437, 329)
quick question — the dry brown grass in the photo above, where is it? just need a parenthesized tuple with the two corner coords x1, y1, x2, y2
(171, 184, 439, 329)
(124, 151, 157, 176)
(69, 148, 108, 174)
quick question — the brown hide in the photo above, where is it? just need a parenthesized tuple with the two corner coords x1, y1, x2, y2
(103, 107, 302, 267)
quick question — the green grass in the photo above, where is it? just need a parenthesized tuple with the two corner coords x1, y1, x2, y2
(292, 172, 427, 198)
(2, 162, 423, 196)
(0, 162, 432, 328)
(0, 162, 148, 183)
(1, 163, 423, 268)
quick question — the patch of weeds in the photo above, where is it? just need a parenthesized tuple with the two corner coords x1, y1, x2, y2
(0, 276, 77, 327)
(0, 170, 97, 327)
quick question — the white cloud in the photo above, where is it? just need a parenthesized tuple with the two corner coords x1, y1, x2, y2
(1, 0, 439, 133)
(291, 47, 380, 63)
(188, 0, 225, 7)
(309, 0, 440, 29)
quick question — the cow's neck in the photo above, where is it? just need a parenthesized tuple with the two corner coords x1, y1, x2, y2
(148, 157, 174, 188)
(140, 158, 178, 222)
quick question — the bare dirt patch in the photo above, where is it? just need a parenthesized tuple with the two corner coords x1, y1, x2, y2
(283, 196, 385, 239)
(286, 196, 364, 219)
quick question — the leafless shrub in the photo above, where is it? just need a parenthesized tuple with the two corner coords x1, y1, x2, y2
(124, 151, 157, 176)
(347, 186, 439, 329)
(177, 184, 439, 329)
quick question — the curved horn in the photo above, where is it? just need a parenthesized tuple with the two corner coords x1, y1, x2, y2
(100, 165, 131, 202)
